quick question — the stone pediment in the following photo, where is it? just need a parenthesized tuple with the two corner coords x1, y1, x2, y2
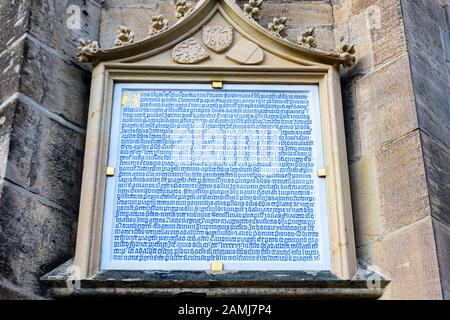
(77, 0, 355, 68)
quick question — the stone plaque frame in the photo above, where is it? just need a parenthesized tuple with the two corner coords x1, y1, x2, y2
(41, 0, 374, 298)
(75, 65, 356, 279)
(101, 82, 331, 271)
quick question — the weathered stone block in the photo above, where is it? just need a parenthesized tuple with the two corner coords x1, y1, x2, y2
(421, 133, 450, 226)
(0, 0, 30, 51)
(334, 7, 373, 78)
(333, 0, 378, 22)
(376, 131, 430, 233)
(402, 0, 448, 81)
(0, 100, 15, 184)
(100, 6, 158, 49)
(5, 99, 85, 214)
(432, 218, 450, 300)
(442, 31, 450, 62)
(369, 0, 407, 68)
(341, 80, 361, 163)
(105, 0, 156, 7)
(20, 38, 91, 127)
(257, 2, 334, 28)
(411, 55, 450, 149)
(0, 181, 77, 294)
(349, 156, 383, 247)
(354, 54, 417, 156)
(402, 0, 448, 31)
(0, 278, 42, 300)
(373, 217, 441, 299)
(334, 0, 408, 73)
(340, 53, 417, 163)
(27, 0, 101, 60)
(0, 42, 23, 104)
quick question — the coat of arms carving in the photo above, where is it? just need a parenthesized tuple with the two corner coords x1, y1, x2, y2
(202, 25, 234, 53)
(172, 37, 210, 64)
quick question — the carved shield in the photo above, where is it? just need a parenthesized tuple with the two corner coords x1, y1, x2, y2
(202, 25, 234, 53)
(172, 38, 210, 64)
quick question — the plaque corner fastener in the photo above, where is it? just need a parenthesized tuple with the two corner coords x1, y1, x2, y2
(210, 261, 223, 272)
(317, 168, 327, 178)
(212, 81, 223, 89)
(106, 166, 116, 177)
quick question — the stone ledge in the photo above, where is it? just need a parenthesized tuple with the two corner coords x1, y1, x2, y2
(41, 260, 388, 299)
(0, 278, 45, 300)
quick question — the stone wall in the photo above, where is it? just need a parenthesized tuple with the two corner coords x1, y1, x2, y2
(99, 0, 335, 51)
(404, 0, 450, 300)
(0, 0, 449, 299)
(0, 0, 101, 298)
(334, 0, 450, 299)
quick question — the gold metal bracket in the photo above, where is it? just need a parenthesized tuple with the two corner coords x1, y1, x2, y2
(106, 167, 116, 177)
(210, 261, 223, 272)
(317, 168, 327, 178)
(212, 81, 223, 89)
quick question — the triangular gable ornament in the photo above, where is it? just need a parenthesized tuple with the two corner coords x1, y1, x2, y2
(76, 0, 356, 68)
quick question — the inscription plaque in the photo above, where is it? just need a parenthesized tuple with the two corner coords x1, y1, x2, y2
(101, 83, 331, 271)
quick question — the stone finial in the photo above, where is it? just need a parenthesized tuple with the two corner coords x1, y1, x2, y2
(244, 0, 263, 20)
(148, 14, 169, 36)
(333, 43, 356, 68)
(298, 28, 317, 49)
(268, 17, 287, 38)
(174, 0, 193, 20)
(76, 38, 99, 63)
(114, 25, 135, 47)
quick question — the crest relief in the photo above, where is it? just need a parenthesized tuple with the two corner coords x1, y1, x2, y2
(226, 38, 264, 65)
(202, 25, 234, 53)
(172, 37, 210, 64)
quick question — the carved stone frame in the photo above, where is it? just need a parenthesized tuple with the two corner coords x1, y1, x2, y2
(42, 0, 371, 298)
(73, 63, 357, 281)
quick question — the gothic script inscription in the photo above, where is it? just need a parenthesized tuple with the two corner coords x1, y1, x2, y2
(101, 83, 331, 271)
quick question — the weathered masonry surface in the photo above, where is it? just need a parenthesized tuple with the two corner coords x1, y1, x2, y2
(0, 0, 102, 299)
(1, 0, 450, 299)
